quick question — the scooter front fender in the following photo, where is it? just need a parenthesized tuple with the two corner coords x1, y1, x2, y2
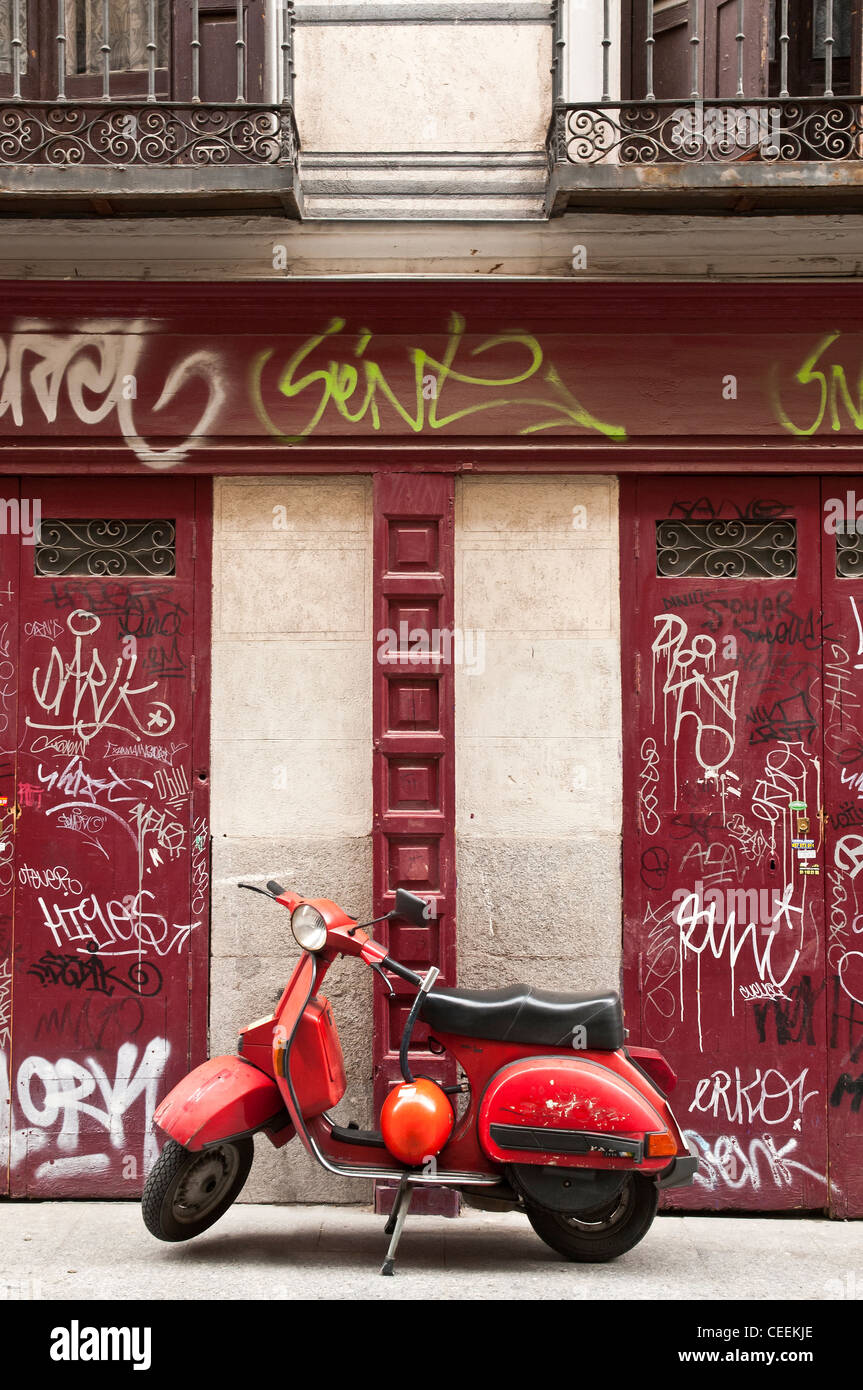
(154, 1055, 293, 1152)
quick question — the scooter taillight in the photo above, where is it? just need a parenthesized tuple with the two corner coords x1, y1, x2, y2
(628, 1047, 677, 1095)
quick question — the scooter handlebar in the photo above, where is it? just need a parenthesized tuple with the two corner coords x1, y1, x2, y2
(380, 955, 423, 986)
(267, 880, 287, 897)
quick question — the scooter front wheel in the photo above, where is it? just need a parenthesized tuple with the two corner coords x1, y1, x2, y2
(524, 1173, 658, 1263)
(142, 1136, 254, 1242)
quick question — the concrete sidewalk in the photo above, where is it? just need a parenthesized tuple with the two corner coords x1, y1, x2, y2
(0, 1202, 861, 1301)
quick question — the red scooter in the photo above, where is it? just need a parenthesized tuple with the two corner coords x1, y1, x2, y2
(142, 882, 697, 1273)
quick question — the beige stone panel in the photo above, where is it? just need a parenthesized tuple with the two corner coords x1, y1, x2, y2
(216, 479, 368, 537)
(457, 737, 619, 835)
(456, 637, 620, 739)
(211, 640, 370, 743)
(456, 836, 622, 989)
(212, 740, 371, 838)
(210, 834, 374, 958)
(461, 547, 614, 635)
(461, 476, 614, 537)
(294, 25, 550, 153)
(216, 547, 367, 637)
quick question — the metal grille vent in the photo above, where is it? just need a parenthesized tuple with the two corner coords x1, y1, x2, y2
(836, 528, 863, 579)
(35, 520, 176, 577)
(656, 520, 797, 579)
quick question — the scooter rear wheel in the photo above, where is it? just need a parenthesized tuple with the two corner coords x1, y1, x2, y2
(524, 1173, 658, 1263)
(142, 1136, 254, 1242)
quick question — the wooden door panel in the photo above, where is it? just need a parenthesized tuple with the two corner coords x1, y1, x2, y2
(622, 477, 830, 1211)
(5, 477, 207, 1197)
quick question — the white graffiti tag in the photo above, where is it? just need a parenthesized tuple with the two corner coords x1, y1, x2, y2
(1, 1037, 169, 1177)
(0, 325, 225, 470)
(651, 614, 738, 807)
(27, 610, 175, 747)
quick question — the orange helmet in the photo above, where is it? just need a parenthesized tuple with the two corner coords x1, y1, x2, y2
(381, 1077, 454, 1166)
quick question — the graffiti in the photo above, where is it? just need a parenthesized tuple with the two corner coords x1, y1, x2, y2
(668, 497, 789, 523)
(18, 864, 83, 895)
(141, 638, 187, 680)
(2, 1035, 169, 1175)
(771, 330, 863, 438)
(0, 325, 225, 469)
(747, 690, 817, 746)
(662, 589, 715, 611)
(684, 1129, 827, 1191)
(250, 313, 628, 445)
(47, 582, 188, 639)
(740, 981, 789, 1002)
(25, 618, 64, 640)
(673, 880, 785, 927)
(27, 610, 176, 747)
(830, 1072, 863, 1112)
(28, 735, 89, 758)
(738, 609, 830, 652)
(38, 888, 198, 958)
(0, 954, 10, 1047)
(638, 736, 661, 834)
(670, 812, 721, 845)
(701, 591, 793, 635)
(651, 614, 738, 806)
(37, 758, 153, 806)
(679, 840, 740, 878)
(0, 617, 16, 741)
(830, 975, 863, 1064)
(128, 801, 185, 863)
(35, 996, 144, 1052)
(191, 816, 210, 920)
(104, 739, 188, 764)
(642, 897, 680, 1044)
(27, 949, 162, 997)
(689, 1067, 818, 1127)
(639, 845, 669, 891)
(725, 813, 773, 866)
(752, 974, 823, 1049)
(831, 800, 863, 831)
(17, 782, 44, 809)
(677, 889, 802, 1045)
(153, 765, 189, 808)
(835, 833, 863, 882)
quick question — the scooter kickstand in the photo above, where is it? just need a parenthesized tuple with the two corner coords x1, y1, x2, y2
(381, 1176, 413, 1276)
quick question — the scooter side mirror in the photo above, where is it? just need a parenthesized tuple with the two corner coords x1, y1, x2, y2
(393, 888, 431, 927)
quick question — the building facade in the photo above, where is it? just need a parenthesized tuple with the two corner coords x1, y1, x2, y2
(0, 0, 862, 1218)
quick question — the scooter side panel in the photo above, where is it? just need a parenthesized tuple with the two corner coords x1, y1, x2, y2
(477, 1053, 678, 1172)
(154, 1054, 289, 1151)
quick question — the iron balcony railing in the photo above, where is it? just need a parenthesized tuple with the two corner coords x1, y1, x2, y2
(549, 0, 863, 168)
(0, 0, 297, 168)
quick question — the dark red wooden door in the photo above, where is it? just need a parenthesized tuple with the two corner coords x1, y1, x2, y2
(623, 477, 832, 1211)
(2, 477, 209, 1197)
(820, 477, 863, 1218)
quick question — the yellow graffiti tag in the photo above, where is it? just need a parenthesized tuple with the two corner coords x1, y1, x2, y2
(249, 312, 627, 444)
(771, 331, 863, 437)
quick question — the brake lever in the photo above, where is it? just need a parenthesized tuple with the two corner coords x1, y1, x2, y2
(370, 963, 395, 998)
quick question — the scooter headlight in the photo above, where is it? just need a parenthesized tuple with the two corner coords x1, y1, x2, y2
(291, 904, 327, 953)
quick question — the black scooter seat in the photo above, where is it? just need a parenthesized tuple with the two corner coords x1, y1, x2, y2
(419, 984, 624, 1050)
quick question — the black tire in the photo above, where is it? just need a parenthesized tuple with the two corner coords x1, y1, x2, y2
(142, 1136, 254, 1242)
(524, 1173, 658, 1263)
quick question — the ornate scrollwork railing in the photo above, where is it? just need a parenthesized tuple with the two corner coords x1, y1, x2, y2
(548, 98, 863, 167)
(0, 103, 297, 166)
